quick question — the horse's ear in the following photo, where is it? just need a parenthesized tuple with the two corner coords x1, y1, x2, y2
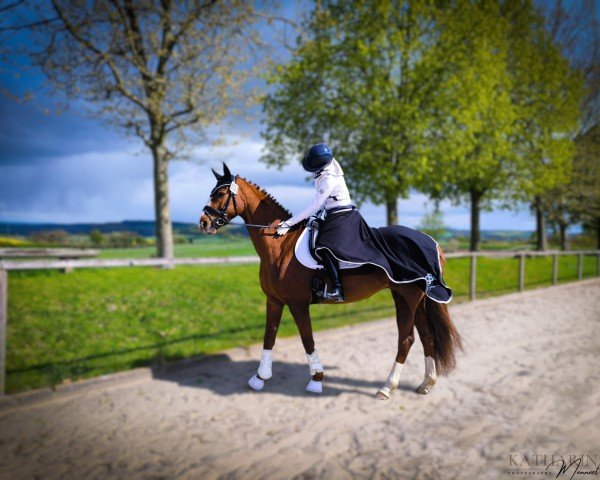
(212, 168, 223, 181)
(222, 162, 232, 180)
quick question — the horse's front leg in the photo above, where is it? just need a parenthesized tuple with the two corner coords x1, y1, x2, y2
(288, 302, 324, 394)
(248, 297, 283, 391)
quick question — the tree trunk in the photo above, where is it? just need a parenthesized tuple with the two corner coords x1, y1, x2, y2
(151, 144, 174, 259)
(534, 195, 547, 251)
(597, 221, 600, 250)
(558, 222, 569, 251)
(386, 196, 398, 226)
(469, 189, 481, 252)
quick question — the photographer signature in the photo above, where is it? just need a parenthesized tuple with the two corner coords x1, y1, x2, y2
(546, 457, 600, 479)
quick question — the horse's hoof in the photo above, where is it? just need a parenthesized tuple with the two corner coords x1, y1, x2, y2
(376, 387, 392, 400)
(416, 378, 436, 395)
(248, 375, 265, 391)
(306, 380, 322, 394)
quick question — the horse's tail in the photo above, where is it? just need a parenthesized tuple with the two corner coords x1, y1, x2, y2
(424, 297, 463, 375)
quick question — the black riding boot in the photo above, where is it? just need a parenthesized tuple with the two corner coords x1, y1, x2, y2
(321, 250, 344, 302)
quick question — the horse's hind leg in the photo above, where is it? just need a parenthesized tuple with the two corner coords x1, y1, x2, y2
(248, 297, 283, 391)
(288, 301, 324, 394)
(376, 288, 421, 400)
(414, 298, 437, 394)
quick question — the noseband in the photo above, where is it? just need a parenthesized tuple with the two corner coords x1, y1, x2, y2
(202, 177, 240, 230)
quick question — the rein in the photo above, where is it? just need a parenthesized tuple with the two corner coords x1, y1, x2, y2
(201, 176, 276, 231)
(229, 222, 275, 229)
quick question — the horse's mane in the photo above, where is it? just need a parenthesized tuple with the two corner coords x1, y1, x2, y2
(240, 177, 292, 221)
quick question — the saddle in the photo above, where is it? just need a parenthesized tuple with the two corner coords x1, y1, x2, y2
(294, 211, 358, 303)
(294, 216, 358, 271)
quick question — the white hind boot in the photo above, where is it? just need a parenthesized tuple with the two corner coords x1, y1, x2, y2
(416, 356, 437, 394)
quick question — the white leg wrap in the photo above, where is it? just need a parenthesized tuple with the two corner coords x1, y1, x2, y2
(377, 362, 404, 399)
(257, 349, 273, 380)
(424, 356, 436, 380)
(306, 350, 324, 376)
(386, 362, 404, 389)
(417, 356, 437, 394)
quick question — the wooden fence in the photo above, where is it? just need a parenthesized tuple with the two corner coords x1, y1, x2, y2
(0, 250, 599, 395)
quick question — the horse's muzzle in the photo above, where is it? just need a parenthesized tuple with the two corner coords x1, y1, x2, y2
(198, 215, 216, 234)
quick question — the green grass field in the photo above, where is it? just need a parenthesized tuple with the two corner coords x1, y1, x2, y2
(6, 252, 598, 394)
(97, 236, 257, 259)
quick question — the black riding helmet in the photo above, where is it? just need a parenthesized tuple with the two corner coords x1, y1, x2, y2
(302, 143, 333, 173)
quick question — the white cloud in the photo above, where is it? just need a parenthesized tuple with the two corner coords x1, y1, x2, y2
(1, 133, 539, 231)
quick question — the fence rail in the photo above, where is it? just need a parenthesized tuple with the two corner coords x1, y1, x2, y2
(0, 249, 599, 394)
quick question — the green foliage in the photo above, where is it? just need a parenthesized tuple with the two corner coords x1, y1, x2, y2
(29, 229, 69, 246)
(417, 207, 447, 239)
(262, 0, 449, 219)
(506, 2, 582, 200)
(426, 1, 516, 204)
(542, 126, 600, 249)
(89, 229, 104, 246)
(262, 0, 584, 243)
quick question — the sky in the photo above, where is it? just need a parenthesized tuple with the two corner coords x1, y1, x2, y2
(0, 2, 544, 231)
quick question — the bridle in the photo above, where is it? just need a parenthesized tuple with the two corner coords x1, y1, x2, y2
(201, 176, 274, 230)
(202, 176, 240, 230)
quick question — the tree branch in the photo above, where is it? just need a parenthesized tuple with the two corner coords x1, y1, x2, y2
(50, 0, 149, 113)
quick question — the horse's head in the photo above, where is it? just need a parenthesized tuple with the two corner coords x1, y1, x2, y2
(199, 163, 243, 234)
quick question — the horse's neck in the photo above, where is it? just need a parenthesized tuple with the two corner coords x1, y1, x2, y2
(238, 180, 295, 261)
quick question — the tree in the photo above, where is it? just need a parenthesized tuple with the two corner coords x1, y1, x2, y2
(262, 0, 448, 225)
(577, 126, 600, 248)
(546, 124, 600, 250)
(89, 229, 104, 246)
(2, 0, 263, 258)
(504, 2, 582, 251)
(417, 205, 447, 240)
(425, 1, 518, 251)
(541, 0, 599, 132)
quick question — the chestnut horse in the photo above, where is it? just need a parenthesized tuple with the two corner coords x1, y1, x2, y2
(199, 164, 462, 399)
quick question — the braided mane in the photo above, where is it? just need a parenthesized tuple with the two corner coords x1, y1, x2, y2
(240, 177, 292, 220)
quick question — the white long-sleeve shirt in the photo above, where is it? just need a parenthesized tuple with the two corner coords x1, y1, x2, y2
(286, 159, 352, 227)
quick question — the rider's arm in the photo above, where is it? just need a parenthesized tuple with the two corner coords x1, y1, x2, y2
(284, 176, 335, 227)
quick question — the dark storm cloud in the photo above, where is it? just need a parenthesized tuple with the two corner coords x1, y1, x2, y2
(0, 96, 130, 165)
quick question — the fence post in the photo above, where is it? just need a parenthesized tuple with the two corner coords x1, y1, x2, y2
(518, 254, 526, 292)
(577, 253, 583, 280)
(552, 254, 559, 285)
(597, 253, 600, 277)
(469, 255, 477, 301)
(0, 269, 7, 395)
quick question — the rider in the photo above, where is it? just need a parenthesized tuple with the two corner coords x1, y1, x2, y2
(276, 143, 352, 302)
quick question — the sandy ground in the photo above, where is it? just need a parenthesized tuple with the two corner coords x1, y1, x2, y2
(1, 279, 599, 480)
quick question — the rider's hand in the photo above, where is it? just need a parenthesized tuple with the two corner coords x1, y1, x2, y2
(276, 221, 291, 236)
